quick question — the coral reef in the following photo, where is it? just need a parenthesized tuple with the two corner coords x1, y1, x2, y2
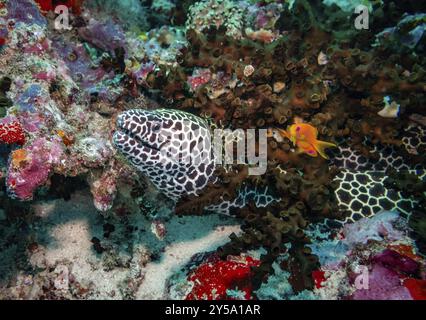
(0, 119, 25, 145)
(83, 0, 149, 32)
(146, 0, 425, 294)
(307, 211, 426, 300)
(0, 0, 425, 300)
(167, 211, 426, 300)
(7, 137, 64, 200)
(185, 253, 260, 300)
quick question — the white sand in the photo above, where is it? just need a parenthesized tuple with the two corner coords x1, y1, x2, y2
(27, 190, 240, 299)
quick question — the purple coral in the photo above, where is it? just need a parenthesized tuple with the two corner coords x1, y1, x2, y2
(372, 249, 419, 276)
(350, 264, 413, 300)
(6, 0, 47, 26)
(0, 18, 8, 48)
(249, 3, 283, 30)
(15, 84, 45, 113)
(52, 41, 119, 102)
(78, 19, 126, 55)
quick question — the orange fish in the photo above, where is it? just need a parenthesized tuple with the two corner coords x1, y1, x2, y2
(276, 119, 337, 159)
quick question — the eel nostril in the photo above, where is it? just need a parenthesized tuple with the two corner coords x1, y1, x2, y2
(116, 115, 124, 128)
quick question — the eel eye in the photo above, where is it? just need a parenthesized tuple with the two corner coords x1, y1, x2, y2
(152, 122, 161, 133)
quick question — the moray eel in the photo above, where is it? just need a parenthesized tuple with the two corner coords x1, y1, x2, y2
(113, 108, 278, 213)
(113, 108, 216, 201)
(326, 129, 426, 228)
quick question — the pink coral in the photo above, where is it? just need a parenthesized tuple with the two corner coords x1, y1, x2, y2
(90, 171, 117, 211)
(23, 38, 50, 55)
(350, 264, 413, 300)
(6, 137, 64, 200)
(187, 68, 212, 91)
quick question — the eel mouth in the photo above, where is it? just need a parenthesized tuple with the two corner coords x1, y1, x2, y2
(114, 117, 161, 152)
(120, 127, 161, 151)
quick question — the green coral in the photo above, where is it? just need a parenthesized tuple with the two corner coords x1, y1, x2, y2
(186, 0, 246, 39)
(322, 0, 382, 13)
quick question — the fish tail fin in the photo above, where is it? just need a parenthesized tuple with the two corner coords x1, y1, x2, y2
(276, 128, 291, 139)
(294, 117, 304, 124)
(298, 147, 317, 157)
(314, 140, 337, 159)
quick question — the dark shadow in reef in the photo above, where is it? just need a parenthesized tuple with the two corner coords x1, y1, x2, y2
(0, 174, 239, 291)
(0, 200, 33, 285)
(0, 174, 90, 285)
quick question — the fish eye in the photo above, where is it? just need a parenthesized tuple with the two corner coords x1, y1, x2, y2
(152, 122, 162, 133)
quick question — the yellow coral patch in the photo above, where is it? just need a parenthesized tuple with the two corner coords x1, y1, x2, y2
(11, 148, 29, 169)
